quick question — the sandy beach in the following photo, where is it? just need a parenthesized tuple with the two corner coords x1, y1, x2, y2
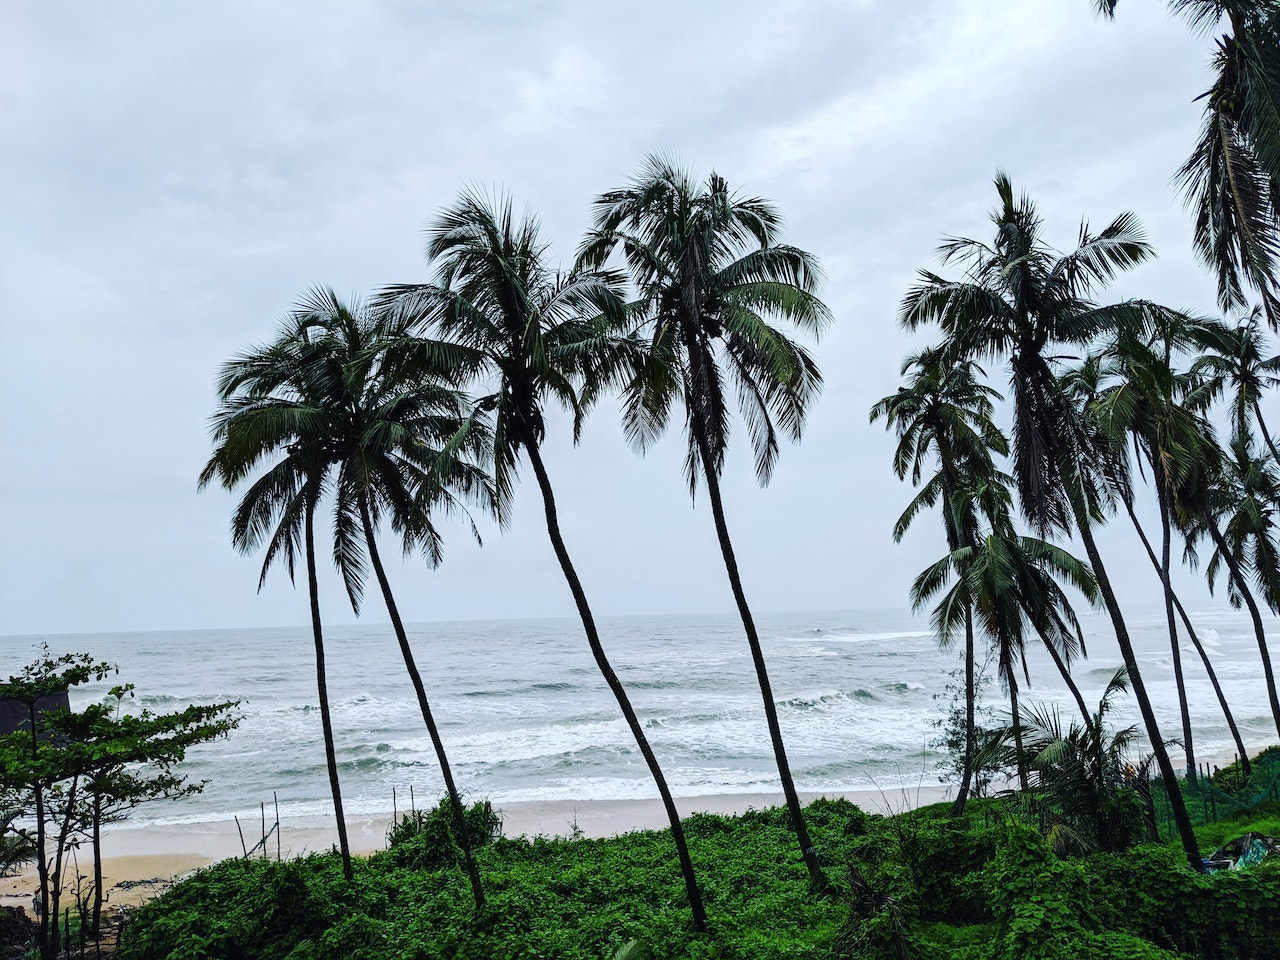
(0, 786, 948, 913)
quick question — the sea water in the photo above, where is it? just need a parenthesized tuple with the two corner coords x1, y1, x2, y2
(1, 607, 1272, 827)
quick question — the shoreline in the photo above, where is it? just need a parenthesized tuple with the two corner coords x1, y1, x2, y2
(0, 786, 947, 912)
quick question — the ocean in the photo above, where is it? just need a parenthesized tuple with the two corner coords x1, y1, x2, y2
(1, 607, 1273, 828)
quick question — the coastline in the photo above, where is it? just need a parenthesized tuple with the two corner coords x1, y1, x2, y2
(0, 785, 947, 912)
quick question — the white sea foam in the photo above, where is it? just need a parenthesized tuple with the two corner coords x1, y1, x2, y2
(2, 607, 1267, 826)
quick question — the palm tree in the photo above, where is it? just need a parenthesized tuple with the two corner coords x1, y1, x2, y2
(1192, 436, 1280, 738)
(278, 290, 495, 911)
(1092, 315, 1223, 786)
(1191, 308, 1280, 461)
(911, 475, 1099, 794)
(579, 156, 832, 885)
(871, 348, 1008, 813)
(198, 320, 354, 881)
(1096, 1, 1280, 324)
(900, 172, 1204, 870)
(377, 191, 709, 931)
(1063, 351, 1254, 775)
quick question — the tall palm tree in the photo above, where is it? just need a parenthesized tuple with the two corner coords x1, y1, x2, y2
(900, 173, 1204, 870)
(1096, 1, 1280, 324)
(1062, 351, 1254, 774)
(1191, 308, 1280, 461)
(579, 156, 832, 885)
(871, 348, 1008, 814)
(279, 290, 495, 911)
(1092, 315, 1222, 785)
(198, 321, 354, 881)
(378, 191, 710, 931)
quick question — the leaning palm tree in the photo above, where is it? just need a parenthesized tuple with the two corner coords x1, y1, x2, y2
(1190, 435, 1280, 738)
(871, 347, 1008, 814)
(280, 289, 495, 911)
(198, 321, 354, 881)
(377, 190, 709, 931)
(1092, 315, 1221, 786)
(1096, 1, 1280, 324)
(900, 172, 1204, 869)
(579, 156, 832, 885)
(1063, 350, 1254, 775)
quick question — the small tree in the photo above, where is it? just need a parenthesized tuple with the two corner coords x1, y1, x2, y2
(71, 684, 241, 936)
(932, 659, 1007, 800)
(0, 650, 239, 959)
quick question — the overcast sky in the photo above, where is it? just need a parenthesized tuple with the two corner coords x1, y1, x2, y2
(1, 1, 1259, 637)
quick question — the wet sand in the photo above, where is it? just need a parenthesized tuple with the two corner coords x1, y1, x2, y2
(0, 785, 948, 912)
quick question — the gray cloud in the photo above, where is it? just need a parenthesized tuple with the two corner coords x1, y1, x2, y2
(0, 1, 1243, 635)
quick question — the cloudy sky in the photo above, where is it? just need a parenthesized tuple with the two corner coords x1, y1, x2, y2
(1, 1, 1247, 636)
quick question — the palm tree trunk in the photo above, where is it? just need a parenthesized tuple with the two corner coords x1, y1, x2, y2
(1009, 679, 1029, 793)
(305, 498, 353, 882)
(689, 425, 825, 888)
(950, 607, 976, 817)
(358, 499, 486, 913)
(1033, 625, 1092, 723)
(523, 442, 708, 932)
(1205, 518, 1280, 739)
(1067, 494, 1203, 871)
(1156, 483, 1197, 786)
(1123, 499, 1251, 775)
(1251, 400, 1280, 464)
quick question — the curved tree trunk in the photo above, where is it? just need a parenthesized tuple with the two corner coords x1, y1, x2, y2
(1205, 518, 1280, 739)
(1123, 500, 1251, 775)
(950, 607, 977, 817)
(523, 442, 708, 932)
(1252, 400, 1280, 465)
(359, 500, 486, 913)
(689, 427, 825, 888)
(1156, 483, 1197, 786)
(305, 499, 353, 881)
(1034, 625, 1092, 724)
(1068, 494, 1203, 871)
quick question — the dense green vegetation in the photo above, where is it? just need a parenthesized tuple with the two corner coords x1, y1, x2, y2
(117, 777, 1279, 960)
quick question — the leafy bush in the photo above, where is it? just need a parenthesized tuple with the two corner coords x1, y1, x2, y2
(385, 796, 501, 871)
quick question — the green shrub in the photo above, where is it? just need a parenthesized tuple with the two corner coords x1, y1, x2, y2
(386, 796, 501, 871)
(1210, 746, 1280, 798)
(983, 820, 1090, 959)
